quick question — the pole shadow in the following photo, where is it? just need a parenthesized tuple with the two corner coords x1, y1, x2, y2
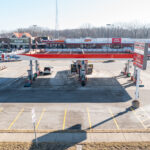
(29, 106, 134, 150)
(29, 124, 86, 150)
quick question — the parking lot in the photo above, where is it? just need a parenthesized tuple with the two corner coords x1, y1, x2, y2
(0, 60, 150, 131)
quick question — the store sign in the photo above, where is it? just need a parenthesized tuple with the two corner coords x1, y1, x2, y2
(11, 39, 29, 44)
(112, 38, 121, 44)
(14, 39, 24, 43)
(32, 108, 36, 123)
(54, 40, 65, 43)
(84, 39, 92, 42)
(133, 42, 148, 70)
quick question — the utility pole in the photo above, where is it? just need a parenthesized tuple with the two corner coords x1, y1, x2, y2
(55, 0, 59, 39)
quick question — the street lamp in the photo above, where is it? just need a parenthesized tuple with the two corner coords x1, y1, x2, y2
(55, 0, 59, 39)
(33, 25, 37, 37)
(106, 24, 111, 51)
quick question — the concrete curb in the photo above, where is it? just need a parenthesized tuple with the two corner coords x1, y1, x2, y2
(1, 129, 150, 133)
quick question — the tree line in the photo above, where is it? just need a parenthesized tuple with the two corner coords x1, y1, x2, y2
(1, 23, 150, 39)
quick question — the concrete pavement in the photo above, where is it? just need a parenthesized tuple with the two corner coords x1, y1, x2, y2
(0, 60, 150, 144)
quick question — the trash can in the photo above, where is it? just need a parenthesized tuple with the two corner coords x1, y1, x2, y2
(132, 100, 140, 109)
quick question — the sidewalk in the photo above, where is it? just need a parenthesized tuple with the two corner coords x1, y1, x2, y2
(0, 131, 150, 143)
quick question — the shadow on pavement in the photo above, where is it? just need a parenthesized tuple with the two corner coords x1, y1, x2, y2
(29, 124, 86, 150)
(29, 106, 134, 149)
(0, 70, 132, 103)
(103, 60, 115, 63)
(88, 106, 132, 129)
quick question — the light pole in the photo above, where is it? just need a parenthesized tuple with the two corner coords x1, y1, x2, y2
(106, 24, 111, 51)
(55, 0, 59, 39)
(116, 25, 122, 48)
(33, 25, 37, 37)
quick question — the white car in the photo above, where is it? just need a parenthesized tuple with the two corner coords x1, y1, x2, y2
(43, 67, 52, 75)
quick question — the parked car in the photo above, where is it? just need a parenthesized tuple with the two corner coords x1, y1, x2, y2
(0, 51, 2, 60)
(43, 67, 52, 75)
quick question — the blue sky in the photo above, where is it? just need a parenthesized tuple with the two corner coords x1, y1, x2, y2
(0, 0, 150, 31)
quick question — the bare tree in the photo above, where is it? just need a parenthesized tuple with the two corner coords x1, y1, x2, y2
(1, 23, 150, 39)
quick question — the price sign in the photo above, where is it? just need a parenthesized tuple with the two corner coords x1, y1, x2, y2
(133, 42, 148, 70)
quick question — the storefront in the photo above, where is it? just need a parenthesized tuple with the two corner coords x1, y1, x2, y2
(10, 33, 32, 49)
(32, 37, 50, 49)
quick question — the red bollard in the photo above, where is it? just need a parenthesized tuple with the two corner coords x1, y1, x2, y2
(1, 54, 4, 62)
(131, 76, 134, 81)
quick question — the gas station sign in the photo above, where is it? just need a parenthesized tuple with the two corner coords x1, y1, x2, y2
(133, 42, 148, 70)
(112, 38, 121, 44)
(84, 39, 92, 42)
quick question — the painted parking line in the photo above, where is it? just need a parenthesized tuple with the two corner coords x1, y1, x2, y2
(62, 109, 67, 130)
(108, 108, 120, 130)
(8, 108, 24, 130)
(0, 108, 3, 112)
(137, 107, 150, 128)
(36, 108, 46, 130)
(130, 107, 146, 129)
(86, 108, 92, 129)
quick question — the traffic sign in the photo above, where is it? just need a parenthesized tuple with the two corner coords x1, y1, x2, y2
(31, 108, 38, 146)
(32, 108, 36, 123)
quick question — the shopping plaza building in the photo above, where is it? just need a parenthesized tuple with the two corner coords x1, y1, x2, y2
(1, 32, 150, 52)
(10, 33, 32, 49)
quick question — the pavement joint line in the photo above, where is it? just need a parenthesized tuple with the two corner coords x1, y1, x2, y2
(8, 108, 24, 130)
(130, 107, 146, 129)
(108, 108, 120, 130)
(142, 118, 150, 123)
(36, 108, 46, 130)
(136, 110, 148, 118)
(136, 108, 150, 125)
(62, 109, 67, 130)
(86, 108, 92, 129)
(144, 124, 150, 128)
(140, 107, 150, 121)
